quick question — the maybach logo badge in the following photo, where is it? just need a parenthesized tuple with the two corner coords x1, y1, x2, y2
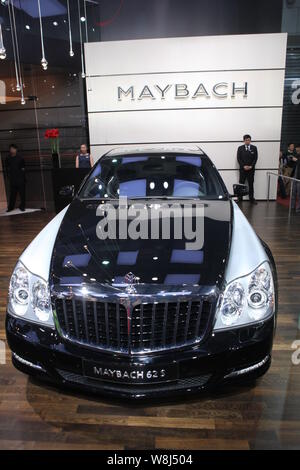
(117, 81, 248, 101)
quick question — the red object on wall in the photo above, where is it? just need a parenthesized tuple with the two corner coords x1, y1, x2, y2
(44, 128, 59, 139)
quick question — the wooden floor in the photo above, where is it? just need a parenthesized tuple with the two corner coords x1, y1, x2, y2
(0, 202, 300, 450)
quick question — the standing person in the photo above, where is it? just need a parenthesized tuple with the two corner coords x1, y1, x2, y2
(75, 144, 93, 168)
(5, 144, 26, 212)
(282, 143, 297, 195)
(278, 150, 287, 199)
(291, 144, 300, 213)
(237, 134, 258, 204)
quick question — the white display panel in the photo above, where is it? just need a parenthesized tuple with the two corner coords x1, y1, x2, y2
(85, 33, 287, 200)
(85, 34, 287, 76)
(88, 107, 283, 145)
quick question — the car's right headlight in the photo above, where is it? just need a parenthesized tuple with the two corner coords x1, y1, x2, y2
(8, 261, 54, 327)
(214, 261, 275, 330)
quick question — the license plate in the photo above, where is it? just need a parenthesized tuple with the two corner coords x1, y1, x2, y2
(83, 361, 178, 384)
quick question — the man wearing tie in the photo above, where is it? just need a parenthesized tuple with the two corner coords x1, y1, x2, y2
(237, 134, 258, 204)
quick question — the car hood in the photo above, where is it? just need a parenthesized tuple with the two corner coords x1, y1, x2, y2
(50, 198, 232, 294)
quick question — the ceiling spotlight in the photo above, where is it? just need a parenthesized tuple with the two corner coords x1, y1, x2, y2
(53, 21, 58, 26)
(25, 25, 30, 30)
(80, 16, 86, 22)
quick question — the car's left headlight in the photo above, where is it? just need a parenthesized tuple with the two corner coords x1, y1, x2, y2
(214, 261, 275, 330)
(8, 261, 54, 327)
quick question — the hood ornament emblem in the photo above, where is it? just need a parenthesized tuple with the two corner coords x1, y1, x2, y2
(124, 272, 139, 294)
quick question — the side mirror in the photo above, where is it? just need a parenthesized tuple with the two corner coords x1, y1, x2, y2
(59, 185, 75, 198)
(233, 184, 249, 198)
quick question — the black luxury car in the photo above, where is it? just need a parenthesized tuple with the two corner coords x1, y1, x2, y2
(6, 147, 277, 398)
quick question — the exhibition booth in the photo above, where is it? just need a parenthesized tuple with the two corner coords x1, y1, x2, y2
(0, 0, 300, 455)
(85, 33, 286, 200)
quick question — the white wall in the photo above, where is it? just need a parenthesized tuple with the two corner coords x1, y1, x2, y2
(85, 33, 287, 200)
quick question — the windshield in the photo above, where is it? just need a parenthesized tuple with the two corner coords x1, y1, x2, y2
(79, 153, 227, 200)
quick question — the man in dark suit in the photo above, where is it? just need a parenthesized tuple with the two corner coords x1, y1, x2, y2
(5, 144, 26, 212)
(237, 134, 258, 204)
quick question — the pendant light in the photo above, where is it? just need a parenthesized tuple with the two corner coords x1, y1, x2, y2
(77, 0, 86, 78)
(11, 0, 25, 96)
(37, 0, 48, 70)
(7, 0, 20, 91)
(0, 23, 6, 59)
(20, 89, 26, 105)
(66, 0, 74, 57)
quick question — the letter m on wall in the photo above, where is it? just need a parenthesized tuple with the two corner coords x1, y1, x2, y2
(118, 86, 134, 101)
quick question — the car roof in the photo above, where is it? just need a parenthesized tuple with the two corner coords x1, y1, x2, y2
(104, 145, 205, 158)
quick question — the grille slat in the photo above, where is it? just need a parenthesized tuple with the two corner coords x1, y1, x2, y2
(93, 301, 99, 344)
(150, 303, 156, 349)
(195, 299, 203, 337)
(62, 299, 69, 335)
(116, 302, 121, 349)
(104, 302, 109, 347)
(139, 303, 144, 349)
(82, 300, 89, 342)
(162, 302, 168, 347)
(71, 299, 78, 337)
(173, 301, 180, 345)
(184, 300, 192, 342)
(54, 298, 212, 354)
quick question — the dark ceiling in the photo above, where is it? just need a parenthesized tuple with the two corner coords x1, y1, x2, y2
(0, 0, 284, 72)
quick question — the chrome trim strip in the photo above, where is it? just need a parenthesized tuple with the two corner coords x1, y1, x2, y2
(12, 352, 45, 372)
(224, 355, 270, 378)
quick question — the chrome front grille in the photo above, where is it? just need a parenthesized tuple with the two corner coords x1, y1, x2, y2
(54, 298, 213, 354)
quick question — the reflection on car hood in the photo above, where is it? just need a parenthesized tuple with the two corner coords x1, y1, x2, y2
(50, 198, 232, 292)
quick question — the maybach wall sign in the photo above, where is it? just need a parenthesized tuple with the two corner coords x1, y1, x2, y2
(117, 82, 248, 101)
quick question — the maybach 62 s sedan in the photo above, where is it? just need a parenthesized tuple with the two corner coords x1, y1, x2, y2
(6, 147, 277, 399)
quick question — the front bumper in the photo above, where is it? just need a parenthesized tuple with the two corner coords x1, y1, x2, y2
(6, 313, 274, 399)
